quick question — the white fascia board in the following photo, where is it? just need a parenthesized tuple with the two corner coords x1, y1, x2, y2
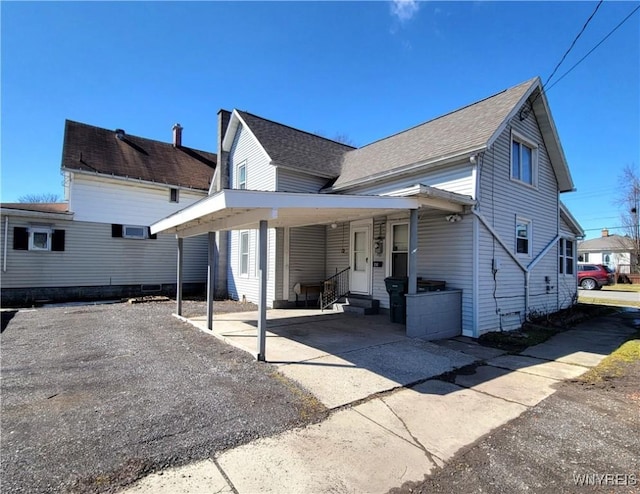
(559, 201, 584, 237)
(485, 77, 541, 150)
(381, 183, 475, 206)
(151, 189, 420, 234)
(223, 110, 272, 164)
(326, 148, 485, 193)
(0, 208, 74, 221)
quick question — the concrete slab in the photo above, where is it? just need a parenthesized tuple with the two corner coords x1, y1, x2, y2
(455, 365, 560, 407)
(124, 460, 231, 494)
(279, 339, 477, 408)
(433, 337, 507, 360)
(487, 354, 589, 380)
(216, 408, 434, 494)
(358, 380, 527, 462)
(521, 328, 631, 367)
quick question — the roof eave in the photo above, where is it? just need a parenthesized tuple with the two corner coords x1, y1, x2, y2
(326, 146, 485, 193)
(1, 208, 74, 221)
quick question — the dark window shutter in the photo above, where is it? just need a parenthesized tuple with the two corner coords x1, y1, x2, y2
(147, 227, 157, 240)
(13, 227, 28, 250)
(52, 229, 65, 251)
(112, 224, 123, 237)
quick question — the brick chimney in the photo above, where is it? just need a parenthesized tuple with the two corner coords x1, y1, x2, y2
(601, 228, 609, 237)
(172, 123, 183, 147)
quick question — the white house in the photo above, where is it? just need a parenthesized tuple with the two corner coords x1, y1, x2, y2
(578, 228, 637, 274)
(1, 121, 217, 306)
(152, 77, 583, 359)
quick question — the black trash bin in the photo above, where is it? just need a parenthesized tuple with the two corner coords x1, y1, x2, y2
(384, 277, 408, 324)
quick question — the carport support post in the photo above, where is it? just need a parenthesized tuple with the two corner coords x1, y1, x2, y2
(176, 236, 184, 316)
(206, 231, 217, 330)
(408, 209, 418, 295)
(257, 220, 268, 361)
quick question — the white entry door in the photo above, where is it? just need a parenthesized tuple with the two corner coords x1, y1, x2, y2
(350, 223, 371, 295)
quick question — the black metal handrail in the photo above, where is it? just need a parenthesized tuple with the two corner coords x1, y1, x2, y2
(320, 267, 350, 310)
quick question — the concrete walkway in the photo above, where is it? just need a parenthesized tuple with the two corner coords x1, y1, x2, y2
(125, 311, 637, 494)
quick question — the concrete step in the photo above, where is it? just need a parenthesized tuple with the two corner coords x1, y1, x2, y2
(333, 296, 380, 315)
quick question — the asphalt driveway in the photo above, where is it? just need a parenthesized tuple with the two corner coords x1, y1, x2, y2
(0, 301, 326, 494)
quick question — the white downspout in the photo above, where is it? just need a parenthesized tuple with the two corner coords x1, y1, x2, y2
(3, 216, 8, 272)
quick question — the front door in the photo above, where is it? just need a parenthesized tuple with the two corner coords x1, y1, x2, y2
(350, 223, 371, 295)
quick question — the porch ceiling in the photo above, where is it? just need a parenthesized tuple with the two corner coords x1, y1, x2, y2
(151, 189, 471, 238)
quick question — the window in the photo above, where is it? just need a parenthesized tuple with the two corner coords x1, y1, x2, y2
(603, 252, 611, 265)
(170, 188, 179, 203)
(578, 253, 589, 263)
(13, 226, 65, 252)
(559, 238, 574, 275)
(237, 162, 247, 190)
(390, 222, 408, 277)
(511, 132, 537, 186)
(30, 227, 52, 251)
(516, 218, 530, 255)
(239, 231, 249, 276)
(111, 224, 155, 240)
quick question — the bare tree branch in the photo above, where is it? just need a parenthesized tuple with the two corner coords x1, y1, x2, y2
(17, 193, 61, 203)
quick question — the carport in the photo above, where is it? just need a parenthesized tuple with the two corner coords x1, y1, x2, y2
(150, 187, 472, 361)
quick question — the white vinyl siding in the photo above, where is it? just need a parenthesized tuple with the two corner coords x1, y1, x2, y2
(476, 106, 562, 334)
(1, 217, 207, 288)
(287, 226, 326, 300)
(325, 222, 350, 281)
(558, 216, 578, 308)
(68, 174, 206, 225)
(227, 228, 277, 306)
(277, 168, 329, 193)
(228, 123, 275, 192)
(349, 162, 475, 198)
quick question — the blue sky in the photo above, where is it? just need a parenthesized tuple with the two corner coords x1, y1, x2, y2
(1, 1, 638, 239)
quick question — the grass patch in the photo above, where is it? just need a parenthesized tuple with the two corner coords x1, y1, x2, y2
(270, 371, 328, 422)
(479, 304, 616, 353)
(580, 339, 640, 384)
(602, 284, 640, 292)
(579, 296, 640, 308)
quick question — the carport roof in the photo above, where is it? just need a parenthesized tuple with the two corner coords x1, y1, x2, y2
(150, 186, 474, 237)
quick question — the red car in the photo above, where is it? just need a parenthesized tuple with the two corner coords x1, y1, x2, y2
(577, 264, 614, 290)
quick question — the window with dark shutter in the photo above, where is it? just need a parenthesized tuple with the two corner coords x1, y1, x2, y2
(112, 224, 123, 237)
(13, 227, 28, 250)
(52, 230, 65, 251)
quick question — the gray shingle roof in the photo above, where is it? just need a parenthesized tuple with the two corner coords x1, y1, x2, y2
(332, 78, 538, 189)
(236, 111, 354, 178)
(61, 120, 216, 190)
(578, 235, 635, 252)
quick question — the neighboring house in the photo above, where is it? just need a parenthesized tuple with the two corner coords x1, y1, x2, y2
(152, 76, 583, 345)
(1, 121, 216, 306)
(578, 228, 637, 273)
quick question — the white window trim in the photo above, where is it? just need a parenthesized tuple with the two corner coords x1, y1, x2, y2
(515, 217, 532, 258)
(386, 219, 409, 278)
(122, 225, 148, 239)
(28, 226, 52, 251)
(510, 130, 538, 188)
(239, 230, 250, 277)
(237, 160, 247, 190)
(559, 238, 575, 275)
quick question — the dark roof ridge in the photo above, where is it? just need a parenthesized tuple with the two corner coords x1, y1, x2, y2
(352, 77, 538, 152)
(237, 110, 357, 150)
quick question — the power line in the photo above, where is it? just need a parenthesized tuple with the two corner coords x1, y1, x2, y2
(543, 0, 604, 89)
(546, 3, 640, 92)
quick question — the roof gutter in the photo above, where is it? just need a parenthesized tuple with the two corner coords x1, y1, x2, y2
(0, 208, 74, 221)
(324, 145, 487, 193)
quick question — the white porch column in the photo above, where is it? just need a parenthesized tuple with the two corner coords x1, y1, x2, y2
(206, 231, 216, 330)
(176, 236, 184, 316)
(257, 220, 268, 361)
(408, 209, 418, 295)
